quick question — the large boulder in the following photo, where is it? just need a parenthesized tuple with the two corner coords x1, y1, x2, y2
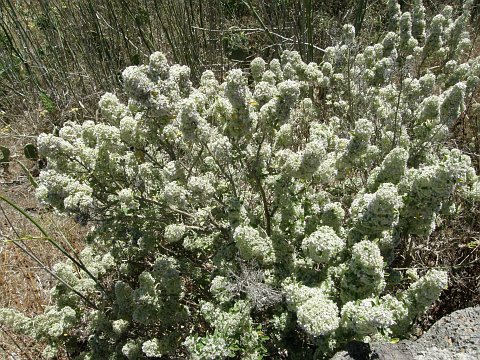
(331, 306, 480, 359)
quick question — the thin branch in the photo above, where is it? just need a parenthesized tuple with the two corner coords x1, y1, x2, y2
(0, 195, 106, 295)
(1, 236, 97, 310)
(192, 25, 325, 53)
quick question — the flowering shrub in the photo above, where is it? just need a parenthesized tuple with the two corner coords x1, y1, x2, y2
(2, 1, 480, 358)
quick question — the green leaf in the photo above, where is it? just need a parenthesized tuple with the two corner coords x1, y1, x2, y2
(0, 145, 10, 172)
(467, 240, 479, 249)
(24, 143, 39, 160)
(16, 160, 38, 188)
(39, 91, 56, 113)
(0, 145, 10, 162)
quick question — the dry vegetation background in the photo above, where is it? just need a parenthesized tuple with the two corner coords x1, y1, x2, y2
(0, 0, 479, 358)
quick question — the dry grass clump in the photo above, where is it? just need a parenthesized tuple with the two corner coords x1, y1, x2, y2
(1, 126, 88, 359)
(0, 187, 88, 359)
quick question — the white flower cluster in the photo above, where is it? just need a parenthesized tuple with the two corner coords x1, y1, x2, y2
(36, 170, 93, 214)
(367, 147, 408, 191)
(0, 308, 33, 337)
(209, 275, 234, 303)
(142, 338, 169, 358)
(302, 225, 345, 264)
(98, 92, 128, 123)
(283, 281, 340, 336)
(184, 335, 233, 360)
(398, 269, 448, 326)
(338, 118, 376, 170)
(340, 298, 395, 339)
(320, 202, 345, 231)
(297, 296, 340, 337)
(350, 183, 404, 238)
(233, 225, 275, 264)
(164, 223, 187, 243)
(341, 240, 386, 302)
(117, 188, 139, 212)
(399, 149, 475, 235)
(5, 1, 478, 358)
(185, 300, 264, 359)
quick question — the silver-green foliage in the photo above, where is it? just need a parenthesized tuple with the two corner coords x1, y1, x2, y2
(2, 1, 480, 358)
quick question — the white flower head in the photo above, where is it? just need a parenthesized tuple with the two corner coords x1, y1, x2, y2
(122, 65, 154, 100)
(117, 188, 139, 212)
(99, 92, 128, 124)
(302, 226, 345, 264)
(164, 223, 187, 243)
(297, 295, 340, 336)
(149, 51, 169, 79)
(250, 57, 266, 81)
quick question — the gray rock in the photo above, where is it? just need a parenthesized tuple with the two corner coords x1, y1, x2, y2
(330, 307, 480, 360)
(414, 306, 480, 354)
(330, 341, 416, 360)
